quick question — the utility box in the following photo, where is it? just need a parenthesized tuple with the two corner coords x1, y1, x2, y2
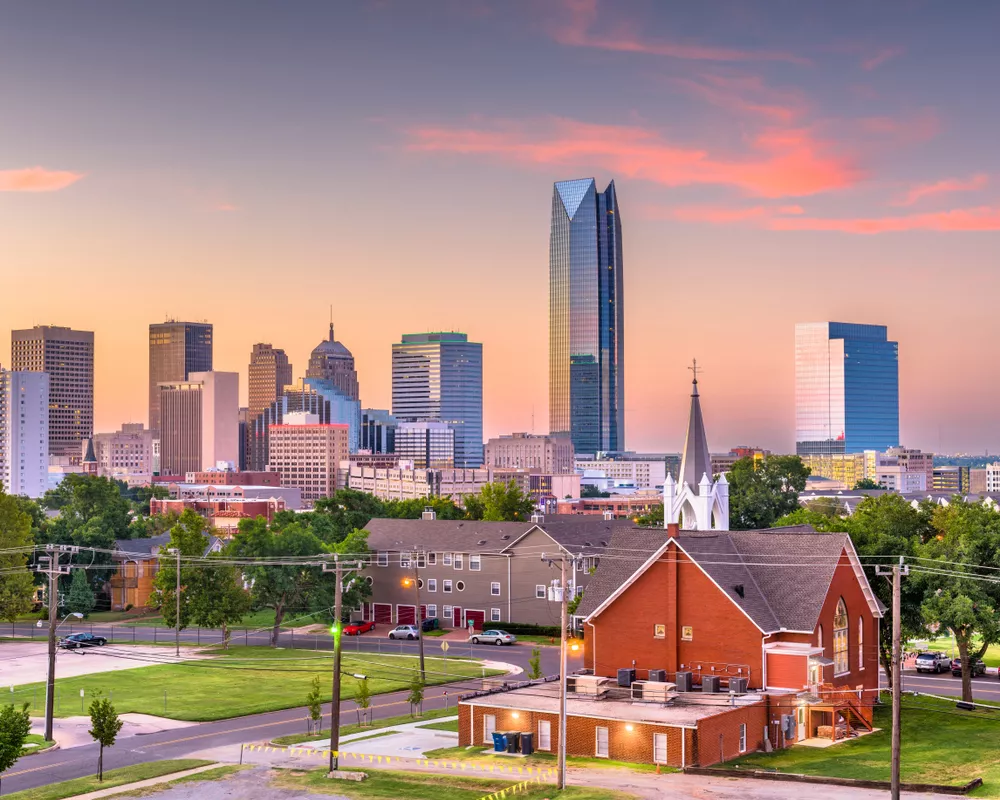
(781, 714, 796, 740)
(617, 668, 636, 688)
(702, 675, 720, 693)
(648, 669, 667, 683)
(675, 671, 692, 692)
(730, 677, 749, 694)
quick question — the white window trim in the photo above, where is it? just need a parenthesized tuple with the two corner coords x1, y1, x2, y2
(595, 726, 609, 758)
(426, 604, 437, 618)
(491, 582, 501, 596)
(739, 723, 747, 753)
(443, 553, 453, 567)
(858, 617, 865, 671)
(538, 720, 552, 751)
(417, 553, 427, 568)
(443, 604, 453, 619)
(490, 608, 501, 622)
(535, 584, 546, 599)
(443, 580, 453, 593)
(427, 578, 437, 593)
(427, 552, 437, 566)
(376, 551, 388, 567)
(400, 552, 412, 569)
(483, 714, 496, 745)
(454, 553, 464, 570)
(469, 554, 481, 571)
(653, 732, 668, 765)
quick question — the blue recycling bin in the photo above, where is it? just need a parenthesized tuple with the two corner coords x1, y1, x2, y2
(492, 732, 507, 752)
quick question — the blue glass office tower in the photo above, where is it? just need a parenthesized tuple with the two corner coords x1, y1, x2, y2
(549, 178, 624, 455)
(392, 333, 483, 468)
(795, 322, 899, 455)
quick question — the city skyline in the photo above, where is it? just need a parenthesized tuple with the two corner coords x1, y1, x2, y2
(5, 2, 1000, 453)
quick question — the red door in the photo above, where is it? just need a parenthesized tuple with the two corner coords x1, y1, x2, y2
(362, 604, 371, 621)
(420, 605, 427, 621)
(397, 605, 416, 625)
(465, 610, 486, 631)
(453, 606, 463, 628)
(373, 604, 392, 625)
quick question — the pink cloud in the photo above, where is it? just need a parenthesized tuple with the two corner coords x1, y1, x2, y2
(658, 203, 805, 224)
(405, 117, 862, 198)
(858, 109, 940, 145)
(552, 0, 808, 65)
(669, 73, 806, 123)
(893, 174, 989, 207)
(769, 205, 1000, 234)
(215, 203, 239, 212)
(0, 167, 85, 192)
(861, 46, 904, 71)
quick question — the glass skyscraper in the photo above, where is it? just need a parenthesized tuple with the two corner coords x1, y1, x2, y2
(148, 321, 213, 434)
(549, 178, 624, 455)
(391, 332, 483, 468)
(795, 322, 899, 455)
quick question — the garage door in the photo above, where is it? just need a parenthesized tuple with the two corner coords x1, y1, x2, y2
(397, 605, 416, 625)
(373, 604, 393, 625)
(465, 610, 486, 631)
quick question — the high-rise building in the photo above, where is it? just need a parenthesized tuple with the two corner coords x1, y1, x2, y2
(11, 326, 93, 461)
(361, 409, 397, 454)
(0, 370, 50, 498)
(795, 322, 899, 455)
(306, 323, 359, 401)
(971, 468, 988, 494)
(549, 178, 624, 455)
(148, 321, 213, 433)
(486, 433, 574, 473)
(93, 424, 155, 486)
(246, 343, 292, 470)
(392, 332, 483, 468)
(395, 420, 455, 469)
(158, 371, 238, 476)
(933, 465, 970, 494)
(267, 412, 350, 505)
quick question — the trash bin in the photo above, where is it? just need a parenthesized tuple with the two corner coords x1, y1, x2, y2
(492, 732, 507, 752)
(506, 731, 521, 753)
(520, 731, 534, 756)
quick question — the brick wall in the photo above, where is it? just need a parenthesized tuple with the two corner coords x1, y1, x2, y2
(694, 703, 768, 766)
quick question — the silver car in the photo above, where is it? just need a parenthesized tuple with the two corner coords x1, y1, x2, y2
(388, 624, 420, 640)
(469, 629, 517, 646)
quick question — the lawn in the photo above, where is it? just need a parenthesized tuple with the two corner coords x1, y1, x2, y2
(271, 767, 635, 799)
(14, 647, 502, 722)
(727, 697, 1000, 796)
(2, 759, 213, 800)
(912, 636, 1000, 667)
(423, 746, 662, 774)
(416, 719, 460, 732)
(21, 733, 56, 755)
(272, 707, 458, 745)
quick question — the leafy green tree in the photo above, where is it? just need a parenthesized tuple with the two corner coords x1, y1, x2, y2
(185, 557, 250, 649)
(306, 675, 323, 732)
(88, 694, 123, 782)
(148, 510, 209, 630)
(407, 677, 424, 716)
(580, 485, 611, 499)
(312, 490, 386, 542)
(464, 480, 535, 521)
(527, 648, 542, 680)
(0, 491, 36, 622)
(772, 506, 849, 532)
(0, 703, 31, 795)
(66, 568, 96, 617)
(852, 478, 885, 491)
(382, 496, 465, 520)
(355, 677, 372, 725)
(635, 504, 664, 528)
(919, 500, 1000, 701)
(727, 456, 810, 530)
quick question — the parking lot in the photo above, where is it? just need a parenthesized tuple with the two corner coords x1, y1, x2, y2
(0, 641, 207, 686)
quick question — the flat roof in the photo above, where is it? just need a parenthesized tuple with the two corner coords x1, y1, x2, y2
(460, 680, 763, 729)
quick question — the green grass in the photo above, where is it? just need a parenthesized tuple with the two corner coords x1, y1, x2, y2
(343, 729, 401, 744)
(422, 746, 663, 774)
(21, 733, 56, 756)
(272, 707, 458, 745)
(271, 767, 634, 799)
(912, 636, 1000, 668)
(416, 719, 459, 732)
(12, 647, 502, 722)
(726, 697, 1000, 796)
(1, 759, 213, 800)
(108, 765, 251, 798)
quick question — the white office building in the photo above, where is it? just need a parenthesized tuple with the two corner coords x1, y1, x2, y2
(0, 370, 50, 498)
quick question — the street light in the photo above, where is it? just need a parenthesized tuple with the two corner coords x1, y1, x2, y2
(37, 611, 84, 632)
(166, 548, 180, 658)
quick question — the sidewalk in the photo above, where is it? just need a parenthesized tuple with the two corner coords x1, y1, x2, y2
(52, 764, 222, 800)
(31, 714, 196, 749)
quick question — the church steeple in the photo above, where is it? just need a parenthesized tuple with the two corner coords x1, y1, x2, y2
(679, 360, 712, 488)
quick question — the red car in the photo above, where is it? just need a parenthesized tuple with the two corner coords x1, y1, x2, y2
(342, 620, 376, 636)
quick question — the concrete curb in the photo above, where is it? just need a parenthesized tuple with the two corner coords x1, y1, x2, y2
(684, 766, 984, 795)
(59, 763, 224, 800)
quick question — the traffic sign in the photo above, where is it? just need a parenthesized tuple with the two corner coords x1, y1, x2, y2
(440, 641, 450, 653)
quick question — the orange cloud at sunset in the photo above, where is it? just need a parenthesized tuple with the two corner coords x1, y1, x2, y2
(668, 73, 806, 123)
(769, 205, 1000, 234)
(861, 46, 904, 71)
(894, 173, 989, 206)
(0, 167, 85, 192)
(406, 117, 862, 198)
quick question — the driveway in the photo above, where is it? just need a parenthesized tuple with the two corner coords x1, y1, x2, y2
(0, 642, 208, 686)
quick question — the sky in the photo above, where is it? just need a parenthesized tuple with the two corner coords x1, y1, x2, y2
(2, 0, 999, 455)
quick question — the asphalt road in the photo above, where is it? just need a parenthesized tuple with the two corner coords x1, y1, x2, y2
(1, 628, 570, 795)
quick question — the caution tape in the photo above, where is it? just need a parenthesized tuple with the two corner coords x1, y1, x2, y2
(478, 775, 546, 799)
(241, 743, 556, 781)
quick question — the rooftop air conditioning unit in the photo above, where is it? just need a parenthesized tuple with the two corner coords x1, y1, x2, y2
(631, 680, 647, 700)
(730, 677, 749, 695)
(702, 675, 720, 694)
(648, 669, 667, 683)
(571, 675, 611, 696)
(641, 682, 676, 702)
(617, 668, 636, 688)
(675, 671, 692, 692)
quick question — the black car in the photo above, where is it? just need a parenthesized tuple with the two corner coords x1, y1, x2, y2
(58, 633, 107, 649)
(951, 658, 986, 677)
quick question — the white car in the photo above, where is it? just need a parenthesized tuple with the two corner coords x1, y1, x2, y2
(388, 624, 420, 640)
(469, 629, 518, 646)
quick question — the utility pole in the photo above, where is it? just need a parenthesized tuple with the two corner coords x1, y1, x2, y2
(414, 547, 426, 684)
(877, 556, 908, 800)
(542, 551, 571, 791)
(322, 555, 360, 774)
(37, 545, 75, 742)
(166, 548, 181, 658)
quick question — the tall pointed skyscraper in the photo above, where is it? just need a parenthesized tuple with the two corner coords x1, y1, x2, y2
(664, 365, 728, 531)
(549, 178, 624, 455)
(306, 322, 360, 402)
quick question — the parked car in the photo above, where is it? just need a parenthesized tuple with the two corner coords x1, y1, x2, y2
(342, 620, 376, 636)
(58, 633, 107, 649)
(388, 624, 420, 640)
(421, 617, 440, 633)
(951, 658, 986, 677)
(915, 652, 951, 673)
(469, 629, 518, 646)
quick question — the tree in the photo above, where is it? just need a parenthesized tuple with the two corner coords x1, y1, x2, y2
(382, 496, 465, 520)
(580, 485, 611, 499)
(306, 676, 323, 734)
(727, 456, 810, 530)
(0, 491, 35, 622)
(185, 558, 250, 650)
(0, 703, 31, 795)
(773, 507, 849, 533)
(355, 677, 372, 726)
(464, 480, 535, 522)
(527, 648, 542, 680)
(852, 478, 885, 491)
(919, 500, 1000, 701)
(148, 510, 209, 630)
(88, 694, 123, 782)
(312, 490, 386, 542)
(634, 504, 664, 528)
(66, 568, 96, 617)
(407, 677, 424, 716)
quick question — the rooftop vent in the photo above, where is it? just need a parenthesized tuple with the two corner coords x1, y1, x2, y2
(602, 509, 614, 520)
(421, 506, 436, 521)
(584, 542, 592, 547)
(477, 539, 487, 546)
(530, 512, 545, 523)
(500, 534, 511, 540)
(733, 584, 745, 599)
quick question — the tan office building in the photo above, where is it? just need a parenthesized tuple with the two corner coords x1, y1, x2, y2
(486, 432, 574, 473)
(93, 424, 155, 485)
(11, 325, 94, 461)
(267, 412, 350, 505)
(148, 321, 213, 434)
(159, 371, 239, 477)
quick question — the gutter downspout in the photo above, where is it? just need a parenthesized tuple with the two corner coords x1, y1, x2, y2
(761, 632, 774, 691)
(507, 555, 512, 622)
(681, 728, 686, 769)
(587, 618, 597, 673)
